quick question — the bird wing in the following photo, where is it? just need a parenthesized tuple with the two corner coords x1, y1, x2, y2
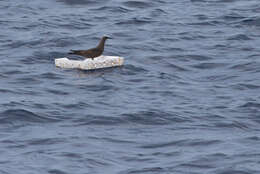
(69, 48, 100, 56)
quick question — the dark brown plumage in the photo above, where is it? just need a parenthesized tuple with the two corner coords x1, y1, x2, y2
(69, 36, 111, 60)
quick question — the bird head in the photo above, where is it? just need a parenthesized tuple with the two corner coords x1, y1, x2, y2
(103, 35, 112, 40)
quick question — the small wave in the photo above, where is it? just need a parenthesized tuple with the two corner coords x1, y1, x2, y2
(186, 54, 213, 61)
(157, 72, 181, 80)
(229, 61, 259, 72)
(90, 136, 135, 144)
(60, 152, 83, 158)
(5, 74, 42, 88)
(141, 139, 221, 149)
(230, 83, 260, 90)
(243, 136, 260, 142)
(0, 109, 58, 124)
(188, 21, 220, 26)
(0, 88, 18, 95)
(122, 110, 189, 125)
(3, 40, 27, 49)
(11, 76, 42, 86)
(191, 0, 239, 3)
(20, 51, 66, 65)
(177, 163, 215, 169)
(165, 62, 188, 72)
(47, 37, 80, 47)
(57, 0, 101, 5)
(201, 74, 237, 82)
(120, 167, 164, 174)
(220, 12, 246, 22)
(72, 110, 189, 126)
(123, 1, 154, 9)
(45, 88, 69, 95)
(76, 84, 117, 92)
(59, 102, 92, 109)
(213, 121, 250, 130)
(115, 17, 155, 26)
(240, 17, 260, 27)
(73, 115, 123, 126)
(190, 0, 207, 2)
(141, 140, 187, 149)
(0, 73, 8, 79)
(150, 8, 167, 17)
(38, 72, 64, 80)
(239, 102, 260, 108)
(227, 34, 251, 40)
(2, 70, 25, 76)
(121, 64, 147, 75)
(215, 169, 252, 174)
(193, 14, 208, 20)
(191, 62, 227, 69)
(91, 6, 132, 13)
(48, 169, 68, 174)
(27, 137, 66, 146)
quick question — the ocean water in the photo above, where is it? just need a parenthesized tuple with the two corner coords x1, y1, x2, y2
(0, 0, 260, 173)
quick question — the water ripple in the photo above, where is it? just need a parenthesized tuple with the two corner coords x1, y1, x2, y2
(123, 1, 155, 8)
(0, 109, 58, 124)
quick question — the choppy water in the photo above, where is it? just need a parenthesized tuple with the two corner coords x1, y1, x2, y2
(0, 0, 260, 173)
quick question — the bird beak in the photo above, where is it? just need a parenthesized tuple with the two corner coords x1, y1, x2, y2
(107, 36, 112, 39)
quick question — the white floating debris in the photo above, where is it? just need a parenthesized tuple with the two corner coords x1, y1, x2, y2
(55, 55, 124, 70)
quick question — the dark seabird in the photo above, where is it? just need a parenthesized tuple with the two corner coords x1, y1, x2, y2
(69, 36, 111, 60)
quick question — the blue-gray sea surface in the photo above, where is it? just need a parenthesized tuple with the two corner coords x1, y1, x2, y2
(0, 0, 260, 173)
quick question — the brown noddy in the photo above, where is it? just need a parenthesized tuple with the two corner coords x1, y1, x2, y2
(69, 36, 111, 60)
